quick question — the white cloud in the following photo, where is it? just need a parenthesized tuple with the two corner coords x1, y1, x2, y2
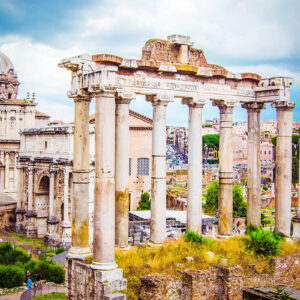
(0, 35, 84, 122)
(72, 0, 300, 60)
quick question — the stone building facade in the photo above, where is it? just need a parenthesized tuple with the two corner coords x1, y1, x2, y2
(0, 50, 50, 199)
(15, 110, 152, 246)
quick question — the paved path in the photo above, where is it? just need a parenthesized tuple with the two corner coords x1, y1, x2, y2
(0, 286, 66, 300)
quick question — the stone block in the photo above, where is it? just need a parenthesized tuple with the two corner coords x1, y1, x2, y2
(104, 292, 127, 300)
(95, 268, 124, 282)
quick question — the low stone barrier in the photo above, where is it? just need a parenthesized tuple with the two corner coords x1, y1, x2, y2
(140, 265, 243, 300)
(140, 254, 300, 300)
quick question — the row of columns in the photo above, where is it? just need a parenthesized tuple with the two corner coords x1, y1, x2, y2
(68, 91, 296, 270)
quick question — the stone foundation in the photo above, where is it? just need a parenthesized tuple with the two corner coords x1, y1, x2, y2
(140, 265, 243, 300)
(66, 258, 127, 300)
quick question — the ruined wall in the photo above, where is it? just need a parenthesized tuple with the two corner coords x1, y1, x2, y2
(140, 265, 243, 300)
(66, 259, 127, 300)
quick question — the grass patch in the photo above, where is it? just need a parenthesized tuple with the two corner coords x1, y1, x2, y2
(32, 293, 66, 300)
(116, 236, 281, 299)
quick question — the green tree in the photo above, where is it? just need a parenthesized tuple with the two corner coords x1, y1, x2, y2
(233, 185, 247, 217)
(204, 180, 247, 217)
(203, 180, 219, 213)
(137, 192, 151, 210)
(202, 134, 219, 150)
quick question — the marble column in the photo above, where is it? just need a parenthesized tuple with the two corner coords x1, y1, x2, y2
(92, 88, 117, 270)
(61, 166, 71, 247)
(68, 95, 92, 259)
(242, 103, 265, 226)
(213, 100, 236, 236)
(146, 94, 173, 243)
(272, 101, 295, 236)
(183, 98, 206, 233)
(27, 164, 34, 211)
(14, 152, 17, 190)
(4, 152, 9, 190)
(115, 91, 135, 248)
(49, 165, 56, 218)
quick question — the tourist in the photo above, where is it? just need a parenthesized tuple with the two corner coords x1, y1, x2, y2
(27, 277, 32, 290)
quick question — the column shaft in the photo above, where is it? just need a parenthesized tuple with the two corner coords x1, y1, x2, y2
(115, 94, 132, 248)
(93, 91, 117, 269)
(150, 101, 168, 243)
(243, 103, 264, 226)
(27, 165, 33, 211)
(215, 101, 234, 235)
(5, 152, 9, 190)
(49, 170, 55, 217)
(63, 168, 70, 222)
(272, 101, 295, 236)
(69, 97, 91, 257)
(185, 102, 204, 233)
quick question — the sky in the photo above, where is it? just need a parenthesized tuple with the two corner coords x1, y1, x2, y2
(0, 0, 299, 126)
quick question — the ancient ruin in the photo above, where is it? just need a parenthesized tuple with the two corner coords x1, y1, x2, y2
(59, 35, 295, 299)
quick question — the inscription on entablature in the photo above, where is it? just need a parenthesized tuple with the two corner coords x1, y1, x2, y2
(256, 90, 280, 97)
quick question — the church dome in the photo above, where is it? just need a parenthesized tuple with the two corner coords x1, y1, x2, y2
(0, 50, 14, 74)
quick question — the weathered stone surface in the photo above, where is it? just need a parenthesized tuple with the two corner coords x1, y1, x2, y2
(66, 259, 127, 300)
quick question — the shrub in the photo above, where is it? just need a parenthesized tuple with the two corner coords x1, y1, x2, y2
(0, 265, 25, 288)
(0, 242, 30, 265)
(37, 261, 65, 283)
(39, 252, 48, 261)
(245, 224, 260, 234)
(185, 230, 204, 244)
(246, 227, 280, 258)
(55, 247, 65, 255)
(137, 192, 151, 210)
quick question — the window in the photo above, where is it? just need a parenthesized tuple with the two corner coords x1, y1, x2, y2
(10, 117, 15, 128)
(137, 158, 149, 176)
(45, 141, 48, 149)
(269, 151, 271, 155)
(129, 158, 132, 176)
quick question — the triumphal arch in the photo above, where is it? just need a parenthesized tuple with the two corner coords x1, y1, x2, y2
(59, 35, 295, 299)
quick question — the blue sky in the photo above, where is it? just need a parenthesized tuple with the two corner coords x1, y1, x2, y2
(0, 0, 299, 125)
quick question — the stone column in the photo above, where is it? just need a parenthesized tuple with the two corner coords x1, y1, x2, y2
(182, 98, 207, 233)
(61, 166, 71, 247)
(115, 91, 135, 248)
(27, 163, 34, 211)
(146, 94, 173, 243)
(272, 101, 295, 236)
(14, 152, 17, 190)
(213, 100, 236, 236)
(92, 88, 117, 270)
(242, 103, 265, 226)
(49, 165, 56, 217)
(68, 95, 92, 259)
(4, 152, 9, 190)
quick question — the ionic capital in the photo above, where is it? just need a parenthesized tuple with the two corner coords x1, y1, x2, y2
(241, 102, 265, 111)
(115, 90, 136, 104)
(94, 84, 117, 98)
(71, 92, 92, 103)
(182, 97, 208, 108)
(271, 101, 295, 111)
(212, 99, 238, 113)
(146, 94, 174, 106)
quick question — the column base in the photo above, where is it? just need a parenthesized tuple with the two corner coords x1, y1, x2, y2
(60, 221, 72, 249)
(67, 246, 92, 260)
(91, 261, 118, 271)
(66, 258, 127, 300)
